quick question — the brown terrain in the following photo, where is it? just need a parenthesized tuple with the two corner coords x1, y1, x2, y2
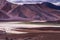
(0, 27, 60, 40)
(0, 0, 60, 40)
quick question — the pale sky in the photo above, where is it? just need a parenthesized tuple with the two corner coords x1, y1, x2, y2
(7, 0, 58, 2)
(6, 0, 60, 6)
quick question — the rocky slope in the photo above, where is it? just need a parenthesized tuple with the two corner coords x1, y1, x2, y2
(0, 0, 60, 22)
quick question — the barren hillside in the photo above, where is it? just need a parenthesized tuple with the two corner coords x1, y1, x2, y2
(0, 0, 60, 22)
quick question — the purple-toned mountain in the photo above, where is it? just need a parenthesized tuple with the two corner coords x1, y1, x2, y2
(0, 0, 60, 22)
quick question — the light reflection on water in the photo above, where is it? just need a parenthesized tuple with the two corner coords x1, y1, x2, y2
(0, 22, 59, 34)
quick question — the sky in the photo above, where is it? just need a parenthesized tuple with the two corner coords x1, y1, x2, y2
(7, 0, 60, 6)
(7, 0, 59, 2)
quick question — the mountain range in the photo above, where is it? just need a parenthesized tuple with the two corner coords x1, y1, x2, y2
(0, 0, 60, 22)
